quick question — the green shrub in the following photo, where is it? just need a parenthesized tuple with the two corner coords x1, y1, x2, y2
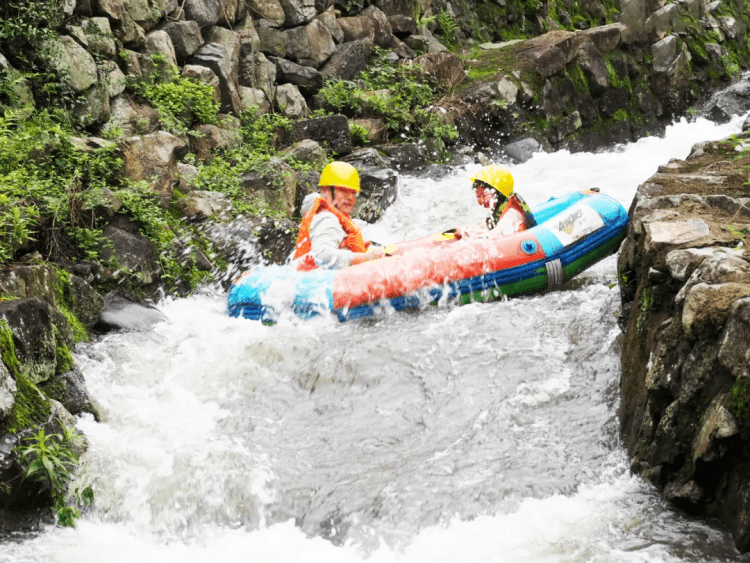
(134, 65, 221, 135)
(15, 423, 94, 527)
(317, 47, 458, 143)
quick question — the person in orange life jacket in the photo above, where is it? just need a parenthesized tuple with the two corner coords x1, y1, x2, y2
(294, 161, 385, 270)
(454, 164, 536, 239)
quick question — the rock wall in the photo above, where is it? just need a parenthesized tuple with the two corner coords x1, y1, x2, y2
(618, 117, 750, 553)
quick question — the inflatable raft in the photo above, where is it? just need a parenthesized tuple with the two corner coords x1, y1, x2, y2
(227, 190, 629, 323)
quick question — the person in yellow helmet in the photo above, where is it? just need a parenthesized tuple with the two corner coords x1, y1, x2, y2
(294, 161, 384, 270)
(455, 164, 536, 239)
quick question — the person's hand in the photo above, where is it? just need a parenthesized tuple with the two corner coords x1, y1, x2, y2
(351, 248, 386, 266)
(454, 226, 470, 240)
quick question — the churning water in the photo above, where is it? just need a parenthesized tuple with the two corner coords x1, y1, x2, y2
(4, 116, 750, 563)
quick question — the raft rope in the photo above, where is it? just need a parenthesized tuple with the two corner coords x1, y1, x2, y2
(545, 259, 563, 291)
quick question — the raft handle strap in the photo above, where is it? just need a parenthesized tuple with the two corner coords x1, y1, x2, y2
(545, 259, 563, 291)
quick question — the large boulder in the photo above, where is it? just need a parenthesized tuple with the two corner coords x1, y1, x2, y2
(119, 131, 188, 204)
(320, 39, 372, 80)
(100, 216, 161, 285)
(285, 19, 336, 67)
(269, 56, 324, 94)
(163, 20, 204, 63)
(192, 42, 243, 115)
(43, 36, 98, 93)
(516, 30, 585, 78)
(275, 83, 308, 118)
(279, 0, 316, 26)
(246, 0, 286, 24)
(0, 299, 71, 385)
(183, 0, 221, 27)
(283, 115, 352, 155)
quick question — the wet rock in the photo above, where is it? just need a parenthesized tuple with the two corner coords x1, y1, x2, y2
(97, 294, 167, 332)
(39, 368, 100, 421)
(283, 115, 352, 156)
(355, 167, 398, 222)
(0, 299, 69, 385)
(100, 217, 161, 286)
(503, 137, 543, 163)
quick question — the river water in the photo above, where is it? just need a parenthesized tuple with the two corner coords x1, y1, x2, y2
(4, 116, 750, 563)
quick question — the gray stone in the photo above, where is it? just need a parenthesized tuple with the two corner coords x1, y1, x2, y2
(665, 247, 719, 282)
(192, 42, 243, 115)
(204, 26, 241, 71)
(341, 147, 388, 170)
(647, 220, 710, 248)
(239, 52, 277, 104)
(646, 4, 681, 41)
(693, 399, 739, 462)
(496, 77, 519, 105)
(320, 39, 372, 80)
(316, 6, 345, 43)
(286, 114, 352, 155)
(119, 131, 188, 204)
(275, 83, 308, 118)
(163, 20, 204, 63)
(355, 167, 398, 222)
(0, 362, 16, 421)
(257, 26, 288, 57)
(184, 0, 221, 27)
(240, 86, 272, 113)
(718, 298, 750, 378)
(241, 158, 297, 216)
(282, 139, 327, 169)
(246, 0, 286, 25)
(503, 137, 543, 163)
(682, 282, 750, 339)
(285, 19, 336, 67)
(279, 0, 316, 26)
(82, 17, 117, 56)
(652, 35, 679, 73)
(269, 56, 323, 93)
(577, 41, 608, 95)
(100, 60, 127, 98)
(361, 5, 394, 47)
(145, 29, 178, 69)
(189, 123, 242, 162)
(178, 191, 233, 221)
(576, 23, 623, 52)
(0, 299, 64, 384)
(182, 64, 223, 105)
(73, 84, 110, 127)
(44, 35, 98, 93)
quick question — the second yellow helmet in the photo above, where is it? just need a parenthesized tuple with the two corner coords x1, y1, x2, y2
(319, 161, 360, 192)
(470, 165, 514, 198)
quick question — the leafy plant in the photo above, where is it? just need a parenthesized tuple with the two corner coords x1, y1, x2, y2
(15, 422, 93, 527)
(349, 122, 370, 145)
(437, 11, 459, 50)
(130, 62, 220, 136)
(317, 47, 458, 144)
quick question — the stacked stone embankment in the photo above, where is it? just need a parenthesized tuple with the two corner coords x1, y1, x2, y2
(618, 116, 750, 553)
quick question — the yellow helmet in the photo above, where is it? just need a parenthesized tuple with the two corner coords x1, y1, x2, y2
(319, 161, 360, 192)
(470, 165, 514, 197)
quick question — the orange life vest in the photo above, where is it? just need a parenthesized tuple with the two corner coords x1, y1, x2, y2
(294, 196, 368, 271)
(488, 194, 537, 231)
